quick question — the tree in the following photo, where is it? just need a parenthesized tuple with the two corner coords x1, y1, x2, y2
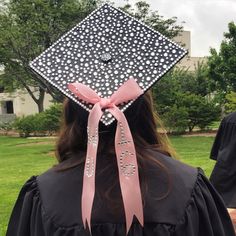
(0, 0, 97, 112)
(153, 63, 221, 132)
(179, 94, 220, 132)
(162, 105, 189, 134)
(179, 61, 215, 97)
(225, 91, 236, 114)
(208, 22, 236, 93)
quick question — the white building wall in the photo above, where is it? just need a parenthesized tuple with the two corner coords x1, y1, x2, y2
(174, 31, 207, 71)
(0, 88, 53, 117)
(177, 56, 208, 71)
(174, 31, 191, 56)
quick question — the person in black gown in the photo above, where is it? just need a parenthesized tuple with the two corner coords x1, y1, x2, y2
(210, 111, 236, 208)
(6, 3, 235, 236)
(6, 94, 235, 236)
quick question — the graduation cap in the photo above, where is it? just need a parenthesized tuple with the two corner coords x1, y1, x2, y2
(29, 3, 187, 235)
(29, 3, 187, 126)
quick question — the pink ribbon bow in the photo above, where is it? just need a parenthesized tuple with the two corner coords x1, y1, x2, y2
(68, 77, 144, 234)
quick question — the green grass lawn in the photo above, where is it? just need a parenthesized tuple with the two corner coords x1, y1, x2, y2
(0, 135, 216, 236)
(170, 136, 216, 176)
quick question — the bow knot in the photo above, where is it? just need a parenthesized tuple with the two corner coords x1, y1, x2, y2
(99, 98, 113, 108)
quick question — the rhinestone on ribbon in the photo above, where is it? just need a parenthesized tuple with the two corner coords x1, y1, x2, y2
(118, 122, 131, 145)
(87, 126, 98, 147)
(119, 150, 136, 176)
(85, 157, 95, 177)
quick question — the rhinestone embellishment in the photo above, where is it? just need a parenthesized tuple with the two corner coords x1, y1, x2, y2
(118, 122, 131, 145)
(119, 151, 136, 176)
(117, 122, 136, 176)
(87, 126, 98, 147)
(85, 157, 95, 177)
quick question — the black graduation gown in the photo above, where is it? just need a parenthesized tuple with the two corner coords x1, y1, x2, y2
(7, 150, 235, 236)
(210, 112, 236, 208)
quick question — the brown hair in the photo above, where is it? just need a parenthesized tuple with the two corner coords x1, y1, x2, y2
(55, 91, 175, 209)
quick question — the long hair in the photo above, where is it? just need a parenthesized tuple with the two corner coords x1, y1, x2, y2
(55, 90, 175, 210)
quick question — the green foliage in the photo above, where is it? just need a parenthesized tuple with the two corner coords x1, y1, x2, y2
(42, 103, 63, 134)
(208, 22, 236, 93)
(13, 103, 63, 137)
(154, 63, 221, 132)
(14, 115, 37, 137)
(0, 122, 14, 133)
(179, 94, 220, 131)
(225, 91, 236, 114)
(162, 105, 188, 134)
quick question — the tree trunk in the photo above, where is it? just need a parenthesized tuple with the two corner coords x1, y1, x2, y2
(188, 125, 194, 132)
(37, 101, 44, 113)
(37, 88, 45, 113)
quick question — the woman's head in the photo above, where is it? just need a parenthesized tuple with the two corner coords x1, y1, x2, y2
(56, 90, 175, 164)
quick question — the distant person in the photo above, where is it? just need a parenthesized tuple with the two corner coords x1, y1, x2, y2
(210, 111, 236, 208)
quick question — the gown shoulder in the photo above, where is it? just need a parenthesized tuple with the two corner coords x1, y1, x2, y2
(6, 151, 235, 236)
(210, 112, 236, 161)
(210, 112, 236, 207)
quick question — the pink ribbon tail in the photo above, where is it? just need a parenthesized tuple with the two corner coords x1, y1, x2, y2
(81, 103, 103, 233)
(109, 106, 144, 234)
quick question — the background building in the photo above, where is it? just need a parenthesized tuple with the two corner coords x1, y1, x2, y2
(0, 89, 52, 123)
(174, 31, 207, 71)
(0, 65, 53, 123)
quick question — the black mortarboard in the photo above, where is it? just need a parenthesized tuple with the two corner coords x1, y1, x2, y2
(29, 3, 187, 125)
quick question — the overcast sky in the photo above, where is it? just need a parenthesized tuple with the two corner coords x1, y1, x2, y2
(114, 0, 236, 57)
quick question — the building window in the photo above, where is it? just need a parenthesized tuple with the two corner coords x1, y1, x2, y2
(6, 101, 14, 114)
(0, 101, 14, 114)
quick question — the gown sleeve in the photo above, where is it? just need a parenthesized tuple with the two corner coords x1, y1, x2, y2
(210, 118, 225, 160)
(174, 169, 235, 236)
(6, 176, 45, 236)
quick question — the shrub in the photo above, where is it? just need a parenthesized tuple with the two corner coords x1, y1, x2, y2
(0, 121, 14, 135)
(225, 91, 236, 114)
(14, 115, 37, 137)
(162, 105, 189, 134)
(13, 103, 63, 137)
(180, 94, 221, 132)
(43, 103, 63, 134)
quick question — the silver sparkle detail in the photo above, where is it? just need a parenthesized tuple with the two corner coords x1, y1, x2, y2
(117, 122, 131, 145)
(87, 126, 98, 147)
(85, 157, 95, 177)
(119, 150, 136, 176)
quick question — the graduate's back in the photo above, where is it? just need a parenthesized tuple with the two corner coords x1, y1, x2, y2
(210, 111, 236, 208)
(7, 93, 235, 236)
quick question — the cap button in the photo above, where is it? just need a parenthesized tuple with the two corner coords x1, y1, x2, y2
(100, 53, 112, 63)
